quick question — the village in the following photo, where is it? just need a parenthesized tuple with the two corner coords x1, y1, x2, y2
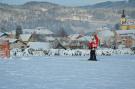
(0, 10, 135, 57)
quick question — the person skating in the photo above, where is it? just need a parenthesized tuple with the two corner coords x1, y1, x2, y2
(88, 33, 99, 61)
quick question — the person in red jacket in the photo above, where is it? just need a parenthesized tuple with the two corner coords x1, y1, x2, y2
(88, 34, 99, 61)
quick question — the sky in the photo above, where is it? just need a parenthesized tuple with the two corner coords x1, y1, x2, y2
(0, 0, 123, 6)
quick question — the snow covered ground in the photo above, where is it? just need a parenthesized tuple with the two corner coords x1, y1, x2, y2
(0, 55, 135, 89)
(10, 48, 135, 57)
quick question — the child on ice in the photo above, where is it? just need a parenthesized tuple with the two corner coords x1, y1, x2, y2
(88, 33, 99, 61)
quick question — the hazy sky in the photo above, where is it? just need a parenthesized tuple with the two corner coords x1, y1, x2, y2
(0, 0, 123, 6)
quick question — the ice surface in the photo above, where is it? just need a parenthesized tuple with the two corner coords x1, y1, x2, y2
(0, 55, 135, 89)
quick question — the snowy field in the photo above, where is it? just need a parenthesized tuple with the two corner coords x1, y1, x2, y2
(0, 55, 135, 89)
(10, 48, 135, 57)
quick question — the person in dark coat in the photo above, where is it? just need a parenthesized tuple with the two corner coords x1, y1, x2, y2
(88, 34, 99, 61)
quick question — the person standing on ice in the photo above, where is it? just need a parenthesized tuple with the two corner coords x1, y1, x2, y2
(88, 33, 99, 61)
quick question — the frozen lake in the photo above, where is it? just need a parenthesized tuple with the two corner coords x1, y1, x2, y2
(0, 55, 135, 89)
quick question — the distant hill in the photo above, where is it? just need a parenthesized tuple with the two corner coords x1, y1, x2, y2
(81, 0, 135, 8)
(21, 1, 60, 9)
(0, 1, 135, 34)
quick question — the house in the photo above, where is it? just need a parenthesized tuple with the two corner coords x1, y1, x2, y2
(5, 31, 16, 38)
(96, 30, 118, 48)
(66, 34, 83, 49)
(68, 34, 83, 41)
(116, 30, 135, 48)
(19, 34, 32, 43)
(55, 42, 66, 49)
(23, 27, 55, 42)
(23, 27, 55, 36)
(0, 39, 10, 57)
(35, 27, 54, 36)
(45, 37, 55, 42)
(0, 32, 10, 39)
(52, 34, 90, 49)
(27, 42, 51, 49)
(9, 39, 28, 50)
(53, 34, 90, 49)
(52, 39, 67, 49)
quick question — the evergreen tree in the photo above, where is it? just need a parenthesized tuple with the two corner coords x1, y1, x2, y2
(0, 27, 8, 33)
(16, 25, 23, 39)
(115, 23, 120, 30)
(59, 27, 68, 37)
(0, 27, 5, 33)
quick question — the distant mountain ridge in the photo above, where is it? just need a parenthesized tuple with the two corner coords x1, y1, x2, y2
(0, 1, 135, 34)
(80, 0, 135, 8)
(21, 1, 60, 9)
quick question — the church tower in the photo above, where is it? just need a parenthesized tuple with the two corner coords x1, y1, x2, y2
(121, 10, 126, 24)
(120, 10, 128, 30)
(120, 9, 135, 30)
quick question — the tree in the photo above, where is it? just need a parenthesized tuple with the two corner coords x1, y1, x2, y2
(16, 25, 23, 39)
(115, 23, 120, 30)
(0, 26, 8, 33)
(129, 11, 135, 18)
(58, 27, 68, 37)
(0, 27, 6, 33)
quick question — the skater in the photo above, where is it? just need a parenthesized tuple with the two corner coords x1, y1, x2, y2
(88, 33, 99, 61)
